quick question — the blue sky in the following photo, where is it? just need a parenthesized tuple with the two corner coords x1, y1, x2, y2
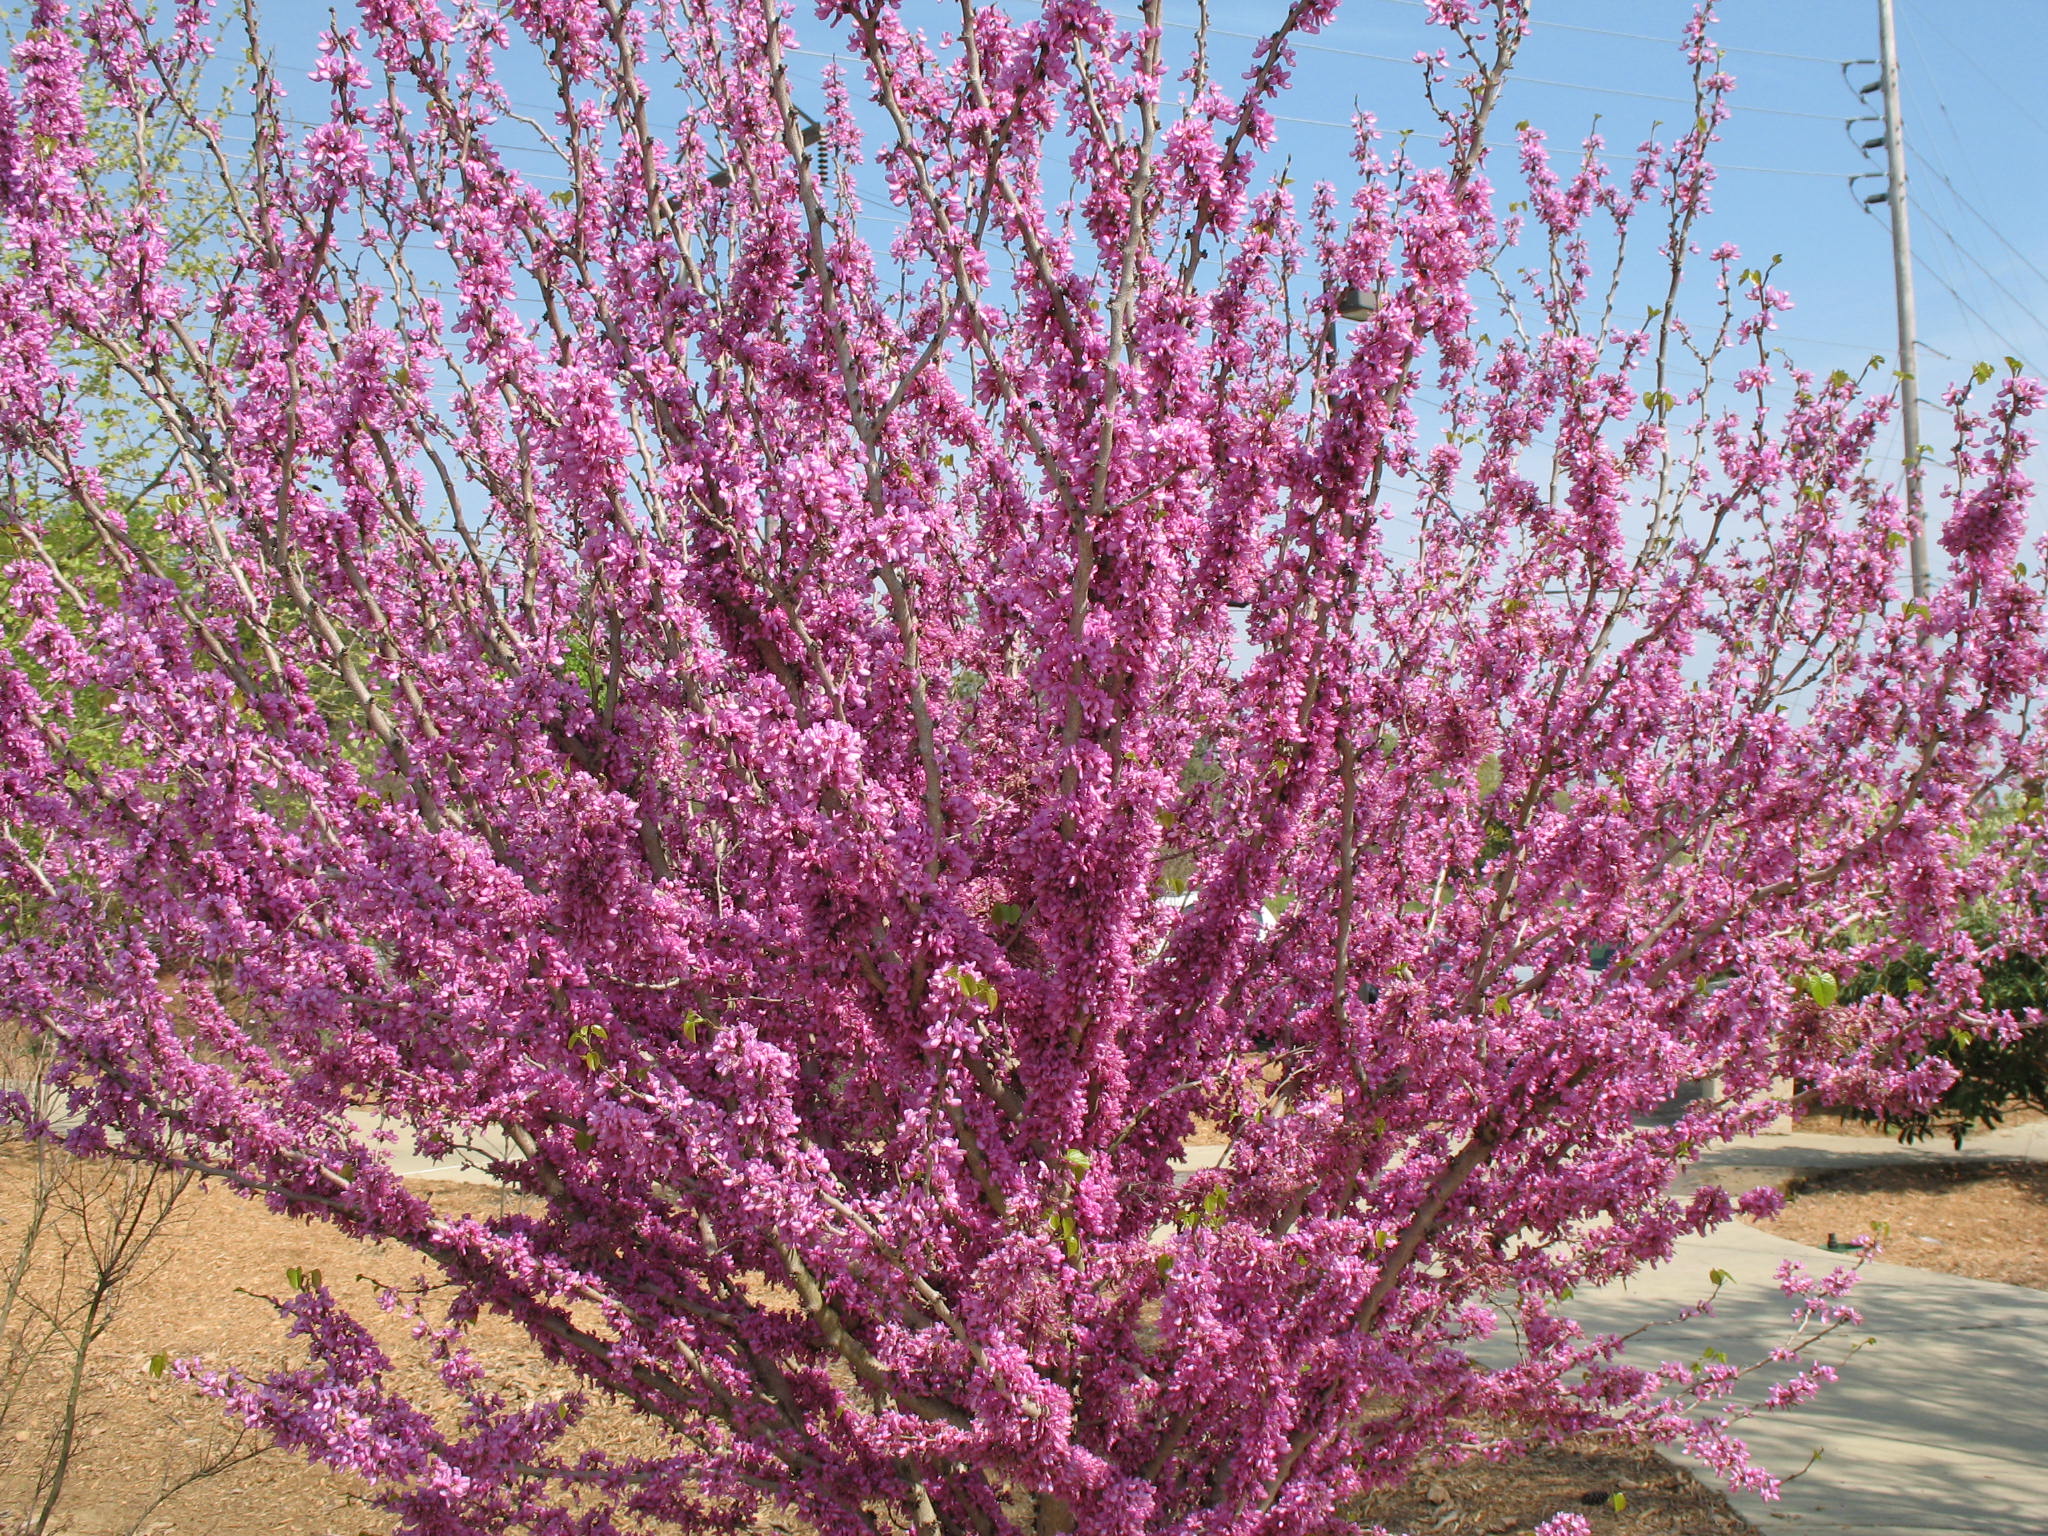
(780, 0, 2048, 479)
(252, 1, 2048, 396)
(1121, 0, 2048, 495)
(1231, 1, 2048, 391)
(242, 1, 2045, 500)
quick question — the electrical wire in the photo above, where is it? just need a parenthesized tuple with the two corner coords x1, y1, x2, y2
(1910, 246, 2032, 369)
(1895, 20, 2048, 300)
(1904, 14, 2048, 139)
(1912, 148, 2048, 295)
(1911, 203, 2048, 345)
(1361, 0, 1845, 63)
(1099, 12, 1846, 121)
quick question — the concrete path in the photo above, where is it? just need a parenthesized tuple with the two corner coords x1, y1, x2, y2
(1566, 1119, 2048, 1535)
(1165, 1125, 2048, 1532)
(347, 1107, 513, 1184)
(1564, 1219, 2048, 1536)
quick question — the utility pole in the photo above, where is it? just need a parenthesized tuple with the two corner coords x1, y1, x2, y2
(1875, 0, 1929, 600)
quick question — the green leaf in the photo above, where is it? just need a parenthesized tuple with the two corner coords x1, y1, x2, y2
(1973, 361, 1996, 384)
(1476, 752, 1502, 797)
(148, 1351, 170, 1379)
(1610, 1492, 1627, 1514)
(949, 967, 998, 1006)
(1062, 1149, 1093, 1175)
(1802, 970, 1840, 1009)
(682, 1010, 705, 1044)
(570, 1022, 608, 1069)
(992, 902, 1023, 926)
(1051, 1211, 1082, 1260)
(1709, 1267, 1732, 1287)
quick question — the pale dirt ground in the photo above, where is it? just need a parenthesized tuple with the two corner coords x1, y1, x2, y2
(0, 1161, 625, 1536)
(33, 1133, 1998, 1535)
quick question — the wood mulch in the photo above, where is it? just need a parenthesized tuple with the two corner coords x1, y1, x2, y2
(1756, 1157, 2048, 1292)
(1339, 1435, 1758, 1535)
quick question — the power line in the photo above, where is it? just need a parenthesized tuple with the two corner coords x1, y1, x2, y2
(1717, 163, 1843, 180)
(1892, 24, 2048, 298)
(1912, 204, 2048, 344)
(1909, 245, 2032, 367)
(1903, 15, 2048, 139)
(1533, 22, 1842, 66)
(1911, 145, 2048, 295)
(1105, 13, 1847, 121)
(1366, 0, 1846, 64)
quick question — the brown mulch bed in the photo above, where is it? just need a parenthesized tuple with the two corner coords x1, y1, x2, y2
(1757, 1157, 2048, 1291)
(1795, 1104, 2045, 1141)
(1341, 1434, 1758, 1536)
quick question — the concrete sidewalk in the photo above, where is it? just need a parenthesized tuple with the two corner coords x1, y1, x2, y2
(1562, 1219, 2048, 1536)
(348, 1107, 514, 1184)
(1170, 1127, 2048, 1533)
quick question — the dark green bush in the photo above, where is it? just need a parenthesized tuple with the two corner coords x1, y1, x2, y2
(1843, 945, 2048, 1147)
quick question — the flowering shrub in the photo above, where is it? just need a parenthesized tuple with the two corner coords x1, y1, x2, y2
(1843, 914, 2048, 1146)
(0, 1, 2043, 1532)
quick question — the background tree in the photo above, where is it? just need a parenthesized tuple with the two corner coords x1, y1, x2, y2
(1843, 832, 2048, 1148)
(0, 2, 2044, 1534)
